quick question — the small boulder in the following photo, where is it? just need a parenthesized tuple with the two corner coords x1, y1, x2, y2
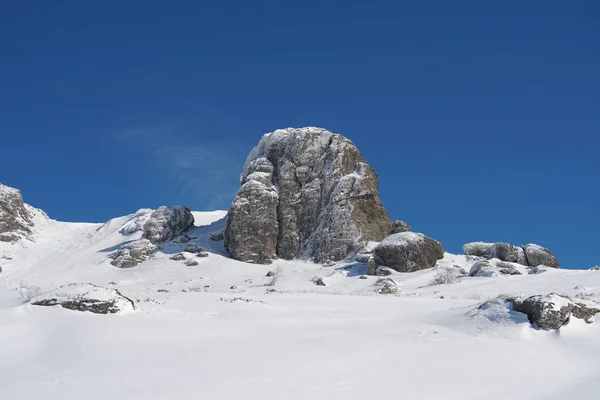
(375, 267, 394, 276)
(494, 261, 522, 276)
(590, 266, 600, 271)
(373, 232, 444, 272)
(184, 244, 205, 253)
(142, 206, 195, 243)
(210, 231, 225, 241)
(312, 277, 326, 286)
(391, 220, 411, 234)
(522, 244, 560, 268)
(373, 278, 399, 294)
(110, 239, 159, 268)
(266, 271, 276, 277)
(31, 283, 135, 314)
(170, 253, 187, 261)
(197, 252, 209, 258)
(185, 259, 199, 266)
(355, 253, 372, 263)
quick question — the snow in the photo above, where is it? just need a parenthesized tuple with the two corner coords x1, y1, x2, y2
(1, 208, 600, 399)
(377, 231, 425, 247)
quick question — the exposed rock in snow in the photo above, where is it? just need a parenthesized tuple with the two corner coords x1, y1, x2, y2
(31, 283, 135, 314)
(142, 206, 195, 244)
(373, 232, 444, 272)
(209, 231, 224, 241)
(185, 259, 199, 266)
(391, 220, 411, 234)
(224, 127, 392, 264)
(183, 244, 205, 254)
(0, 183, 36, 242)
(110, 239, 159, 268)
(522, 244, 560, 268)
(469, 260, 522, 277)
(170, 253, 187, 261)
(591, 266, 600, 271)
(509, 294, 600, 331)
(373, 278, 399, 294)
(463, 241, 559, 268)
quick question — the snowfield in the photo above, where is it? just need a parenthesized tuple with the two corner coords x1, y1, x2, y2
(1, 209, 599, 399)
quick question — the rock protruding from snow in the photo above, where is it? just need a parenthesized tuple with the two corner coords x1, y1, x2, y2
(521, 244, 560, 268)
(110, 239, 159, 268)
(224, 127, 392, 264)
(31, 284, 135, 314)
(469, 260, 522, 277)
(119, 208, 153, 235)
(463, 241, 559, 268)
(373, 232, 444, 272)
(142, 206, 195, 243)
(0, 184, 36, 242)
(509, 294, 600, 331)
(391, 220, 411, 234)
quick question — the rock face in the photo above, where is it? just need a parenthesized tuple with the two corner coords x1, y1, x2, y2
(110, 239, 159, 268)
(509, 294, 600, 331)
(0, 184, 35, 242)
(142, 206, 195, 244)
(373, 232, 444, 272)
(31, 284, 135, 314)
(224, 127, 392, 264)
(463, 241, 559, 268)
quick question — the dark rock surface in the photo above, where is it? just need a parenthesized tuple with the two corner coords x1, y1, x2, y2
(373, 232, 444, 272)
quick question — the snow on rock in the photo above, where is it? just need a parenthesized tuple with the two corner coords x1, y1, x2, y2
(372, 277, 400, 294)
(373, 232, 444, 272)
(469, 260, 523, 277)
(142, 206, 195, 243)
(31, 283, 135, 314)
(0, 183, 36, 242)
(391, 220, 411, 234)
(522, 243, 560, 268)
(509, 294, 600, 331)
(119, 208, 153, 235)
(110, 239, 159, 268)
(224, 127, 392, 264)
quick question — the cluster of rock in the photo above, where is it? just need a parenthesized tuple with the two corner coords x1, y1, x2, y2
(110, 206, 195, 268)
(170, 243, 209, 266)
(224, 127, 393, 264)
(469, 259, 522, 277)
(508, 294, 599, 330)
(0, 184, 36, 242)
(31, 283, 135, 314)
(464, 242, 559, 268)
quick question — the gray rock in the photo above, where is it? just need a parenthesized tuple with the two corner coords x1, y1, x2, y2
(373, 278, 399, 294)
(185, 259, 199, 266)
(0, 183, 37, 242)
(522, 244, 560, 268)
(375, 267, 394, 276)
(224, 127, 392, 264)
(470, 260, 521, 277)
(391, 220, 411, 234)
(197, 252, 209, 258)
(266, 271, 276, 277)
(355, 253, 372, 263)
(142, 206, 195, 244)
(312, 277, 326, 286)
(0, 266, 2, 273)
(510, 294, 600, 330)
(367, 258, 378, 276)
(463, 242, 494, 258)
(173, 234, 191, 243)
(184, 244, 205, 253)
(591, 266, 600, 271)
(110, 239, 159, 268)
(373, 232, 444, 272)
(210, 231, 224, 241)
(31, 284, 135, 314)
(170, 253, 187, 261)
(359, 275, 368, 279)
(494, 261, 522, 276)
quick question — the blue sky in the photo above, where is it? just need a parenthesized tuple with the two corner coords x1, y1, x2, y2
(1, 1, 598, 268)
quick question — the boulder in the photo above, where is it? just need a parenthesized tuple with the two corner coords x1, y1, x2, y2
(521, 244, 560, 268)
(391, 220, 411, 234)
(210, 231, 225, 241)
(463, 242, 494, 258)
(142, 206, 195, 244)
(509, 294, 600, 330)
(0, 184, 36, 242)
(170, 253, 187, 261)
(185, 259, 199, 266)
(183, 244, 205, 253)
(373, 232, 444, 272)
(224, 127, 392, 264)
(110, 239, 159, 268)
(31, 283, 135, 314)
(373, 278, 399, 294)
(470, 260, 521, 277)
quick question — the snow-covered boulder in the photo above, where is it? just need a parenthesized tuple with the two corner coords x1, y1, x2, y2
(119, 208, 153, 235)
(373, 232, 444, 272)
(224, 127, 392, 264)
(509, 294, 600, 330)
(521, 244, 560, 268)
(110, 239, 159, 268)
(591, 266, 600, 271)
(0, 183, 36, 242)
(373, 278, 400, 294)
(391, 220, 411, 234)
(31, 283, 135, 314)
(469, 260, 522, 277)
(142, 206, 195, 244)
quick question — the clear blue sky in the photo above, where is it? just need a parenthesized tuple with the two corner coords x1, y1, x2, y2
(1, 1, 598, 268)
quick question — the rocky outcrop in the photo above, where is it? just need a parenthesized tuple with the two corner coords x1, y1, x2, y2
(142, 206, 195, 244)
(469, 260, 521, 277)
(373, 232, 444, 272)
(110, 239, 159, 268)
(0, 184, 36, 242)
(463, 241, 559, 268)
(509, 294, 600, 331)
(224, 127, 392, 264)
(31, 283, 135, 314)
(391, 220, 411, 234)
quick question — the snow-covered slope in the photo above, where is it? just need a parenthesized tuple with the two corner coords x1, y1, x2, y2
(1, 209, 599, 399)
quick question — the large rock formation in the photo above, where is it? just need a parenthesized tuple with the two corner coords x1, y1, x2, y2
(224, 127, 392, 264)
(373, 232, 444, 272)
(463, 241, 559, 268)
(110, 239, 159, 268)
(142, 206, 195, 243)
(0, 183, 36, 242)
